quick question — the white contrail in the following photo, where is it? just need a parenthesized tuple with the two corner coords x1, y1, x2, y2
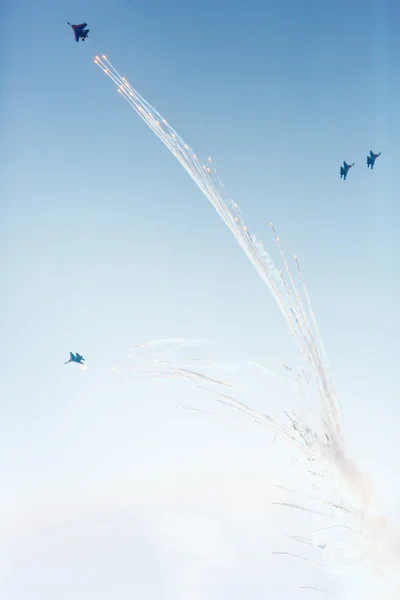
(94, 56, 342, 442)
(96, 57, 400, 593)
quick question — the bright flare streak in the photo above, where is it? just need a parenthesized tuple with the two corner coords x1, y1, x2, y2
(96, 57, 400, 595)
(94, 56, 341, 451)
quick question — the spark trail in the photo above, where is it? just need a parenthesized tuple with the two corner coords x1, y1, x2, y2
(96, 57, 400, 595)
(95, 55, 341, 453)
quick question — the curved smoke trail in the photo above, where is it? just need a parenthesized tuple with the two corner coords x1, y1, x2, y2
(94, 55, 341, 451)
(96, 57, 400, 596)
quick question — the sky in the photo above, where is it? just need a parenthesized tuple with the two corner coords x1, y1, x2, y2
(1, 0, 400, 597)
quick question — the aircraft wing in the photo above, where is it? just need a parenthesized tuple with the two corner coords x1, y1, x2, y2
(70, 352, 75, 360)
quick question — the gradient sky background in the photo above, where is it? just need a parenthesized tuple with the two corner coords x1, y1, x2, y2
(1, 0, 400, 597)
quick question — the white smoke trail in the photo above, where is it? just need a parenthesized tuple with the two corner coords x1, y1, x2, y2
(96, 58, 400, 596)
(116, 340, 400, 594)
(298, 587, 334, 596)
(95, 55, 344, 450)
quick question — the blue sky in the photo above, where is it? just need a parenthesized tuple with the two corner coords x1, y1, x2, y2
(1, 0, 400, 597)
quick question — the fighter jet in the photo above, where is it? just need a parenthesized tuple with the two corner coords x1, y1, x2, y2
(366, 150, 382, 170)
(339, 161, 354, 180)
(67, 21, 89, 42)
(64, 352, 85, 365)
